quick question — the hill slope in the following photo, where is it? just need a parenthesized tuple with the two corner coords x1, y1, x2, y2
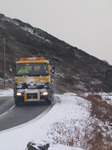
(0, 14, 112, 92)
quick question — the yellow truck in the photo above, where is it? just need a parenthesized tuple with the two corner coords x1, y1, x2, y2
(14, 57, 54, 106)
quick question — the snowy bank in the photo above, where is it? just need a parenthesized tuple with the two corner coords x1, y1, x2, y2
(0, 88, 13, 97)
(0, 92, 92, 150)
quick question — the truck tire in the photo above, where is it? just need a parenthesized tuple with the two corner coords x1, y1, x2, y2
(46, 99, 52, 105)
(15, 100, 20, 106)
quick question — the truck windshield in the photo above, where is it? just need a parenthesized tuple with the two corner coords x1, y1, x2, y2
(16, 63, 48, 76)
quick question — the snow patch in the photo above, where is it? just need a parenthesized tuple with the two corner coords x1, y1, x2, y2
(0, 92, 91, 150)
(0, 88, 13, 97)
(0, 90, 111, 149)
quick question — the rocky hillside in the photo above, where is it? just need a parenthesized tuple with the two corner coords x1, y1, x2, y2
(0, 13, 112, 92)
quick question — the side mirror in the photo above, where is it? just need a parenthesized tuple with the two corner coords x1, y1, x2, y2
(10, 67, 12, 76)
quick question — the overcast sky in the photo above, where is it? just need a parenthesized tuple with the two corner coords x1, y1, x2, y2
(0, 0, 112, 64)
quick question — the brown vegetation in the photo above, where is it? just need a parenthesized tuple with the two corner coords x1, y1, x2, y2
(81, 93, 112, 149)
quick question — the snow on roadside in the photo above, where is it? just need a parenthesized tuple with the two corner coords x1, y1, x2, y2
(0, 91, 91, 150)
(99, 92, 112, 105)
(0, 88, 13, 97)
(81, 91, 112, 105)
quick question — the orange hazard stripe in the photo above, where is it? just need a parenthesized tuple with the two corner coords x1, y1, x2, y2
(24, 92, 27, 102)
(38, 91, 40, 101)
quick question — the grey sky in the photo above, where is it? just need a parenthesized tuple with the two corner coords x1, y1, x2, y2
(0, 0, 112, 64)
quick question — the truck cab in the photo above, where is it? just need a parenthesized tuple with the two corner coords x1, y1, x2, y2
(14, 57, 54, 106)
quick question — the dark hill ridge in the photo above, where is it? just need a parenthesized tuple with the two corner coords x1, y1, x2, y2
(0, 13, 112, 92)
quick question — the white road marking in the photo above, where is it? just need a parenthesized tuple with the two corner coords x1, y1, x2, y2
(0, 105, 15, 117)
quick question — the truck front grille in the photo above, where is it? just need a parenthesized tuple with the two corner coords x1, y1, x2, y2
(27, 93, 38, 99)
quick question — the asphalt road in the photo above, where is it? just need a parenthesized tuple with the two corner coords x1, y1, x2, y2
(0, 97, 50, 131)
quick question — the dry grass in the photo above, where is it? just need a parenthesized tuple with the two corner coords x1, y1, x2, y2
(46, 93, 112, 149)
(0, 82, 13, 89)
(47, 119, 89, 149)
(47, 119, 112, 149)
(85, 94, 112, 123)
(80, 93, 112, 149)
(47, 119, 103, 149)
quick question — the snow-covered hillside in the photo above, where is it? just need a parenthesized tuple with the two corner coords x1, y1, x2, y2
(0, 89, 112, 150)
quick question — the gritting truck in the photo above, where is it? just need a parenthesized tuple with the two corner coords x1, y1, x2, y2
(14, 57, 54, 106)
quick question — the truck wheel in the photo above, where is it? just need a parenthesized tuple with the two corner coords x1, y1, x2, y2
(15, 100, 20, 106)
(47, 100, 52, 105)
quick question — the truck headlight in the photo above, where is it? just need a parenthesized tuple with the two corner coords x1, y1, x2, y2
(16, 92, 22, 96)
(42, 91, 49, 96)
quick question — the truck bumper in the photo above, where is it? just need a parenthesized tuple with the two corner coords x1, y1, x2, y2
(14, 89, 53, 105)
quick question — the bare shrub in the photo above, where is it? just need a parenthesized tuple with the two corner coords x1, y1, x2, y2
(46, 119, 92, 149)
(80, 93, 112, 149)
(84, 94, 112, 123)
(46, 93, 112, 149)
